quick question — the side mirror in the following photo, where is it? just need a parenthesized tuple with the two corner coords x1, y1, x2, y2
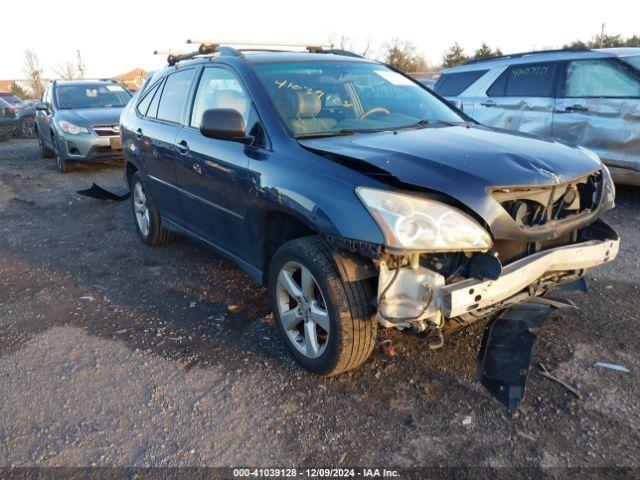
(36, 102, 48, 111)
(200, 108, 250, 143)
(447, 98, 463, 111)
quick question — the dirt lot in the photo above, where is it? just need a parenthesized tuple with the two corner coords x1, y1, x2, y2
(0, 140, 638, 473)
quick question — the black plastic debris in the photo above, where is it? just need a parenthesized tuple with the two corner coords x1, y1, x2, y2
(76, 183, 130, 201)
(476, 302, 555, 410)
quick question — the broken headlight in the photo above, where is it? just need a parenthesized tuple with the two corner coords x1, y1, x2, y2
(356, 187, 492, 251)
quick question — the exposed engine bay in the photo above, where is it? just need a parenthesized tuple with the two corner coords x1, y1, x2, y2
(372, 219, 618, 342)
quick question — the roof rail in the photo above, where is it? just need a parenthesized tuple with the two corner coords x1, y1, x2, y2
(463, 47, 591, 65)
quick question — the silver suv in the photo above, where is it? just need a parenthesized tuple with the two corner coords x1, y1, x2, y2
(435, 48, 640, 185)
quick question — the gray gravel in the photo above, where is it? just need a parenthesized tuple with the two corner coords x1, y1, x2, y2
(0, 140, 638, 470)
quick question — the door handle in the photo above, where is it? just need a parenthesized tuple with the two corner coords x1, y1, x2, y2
(565, 105, 588, 112)
(135, 128, 143, 140)
(176, 140, 190, 155)
(192, 162, 202, 175)
(480, 100, 496, 107)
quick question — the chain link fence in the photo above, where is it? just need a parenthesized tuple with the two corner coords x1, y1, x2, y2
(0, 93, 37, 143)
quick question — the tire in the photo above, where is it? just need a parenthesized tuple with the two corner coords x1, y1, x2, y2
(130, 172, 174, 246)
(38, 132, 54, 158)
(269, 236, 377, 375)
(52, 137, 69, 173)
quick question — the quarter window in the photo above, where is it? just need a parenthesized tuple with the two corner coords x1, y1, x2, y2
(434, 70, 488, 96)
(487, 63, 557, 97)
(564, 59, 640, 98)
(190, 68, 252, 129)
(136, 82, 159, 117)
(156, 69, 196, 124)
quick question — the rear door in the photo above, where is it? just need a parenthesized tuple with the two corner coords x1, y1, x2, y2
(135, 68, 196, 222)
(472, 62, 559, 136)
(175, 66, 263, 261)
(553, 58, 640, 171)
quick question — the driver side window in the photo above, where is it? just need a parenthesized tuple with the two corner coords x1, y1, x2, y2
(190, 68, 253, 129)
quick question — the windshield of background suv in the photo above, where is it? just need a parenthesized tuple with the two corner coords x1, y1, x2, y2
(623, 55, 640, 71)
(55, 84, 131, 109)
(252, 61, 465, 137)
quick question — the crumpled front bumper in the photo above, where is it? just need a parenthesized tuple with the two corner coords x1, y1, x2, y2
(441, 231, 619, 318)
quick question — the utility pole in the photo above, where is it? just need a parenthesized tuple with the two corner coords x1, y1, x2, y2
(76, 49, 86, 79)
(599, 23, 605, 48)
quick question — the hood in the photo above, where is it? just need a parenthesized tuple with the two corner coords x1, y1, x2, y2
(58, 107, 124, 126)
(299, 124, 604, 230)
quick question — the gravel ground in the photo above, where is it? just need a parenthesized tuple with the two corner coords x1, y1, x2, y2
(0, 140, 638, 473)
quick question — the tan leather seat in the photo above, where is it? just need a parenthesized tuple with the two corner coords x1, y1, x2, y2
(285, 91, 336, 135)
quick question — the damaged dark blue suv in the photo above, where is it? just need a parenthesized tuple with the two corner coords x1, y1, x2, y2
(120, 42, 619, 391)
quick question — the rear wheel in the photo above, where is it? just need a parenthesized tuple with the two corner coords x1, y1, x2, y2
(130, 172, 174, 246)
(269, 236, 377, 375)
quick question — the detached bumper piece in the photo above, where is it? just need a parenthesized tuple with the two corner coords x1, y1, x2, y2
(476, 302, 555, 410)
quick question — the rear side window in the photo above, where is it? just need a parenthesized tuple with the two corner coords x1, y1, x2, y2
(434, 70, 488, 96)
(487, 63, 557, 97)
(156, 69, 196, 124)
(136, 82, 160, 117)
(564, 59, 640, 98)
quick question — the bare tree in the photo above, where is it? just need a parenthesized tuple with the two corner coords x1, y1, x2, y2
(382, 39, 427, 73)
(329, 35, 373, 57)
(55, 61, 80, 81)
(23, 50, 46, 99)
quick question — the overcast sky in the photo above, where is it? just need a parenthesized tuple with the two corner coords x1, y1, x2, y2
(1, 0, 637, 79)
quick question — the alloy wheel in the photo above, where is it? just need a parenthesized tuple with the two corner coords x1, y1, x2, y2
(133, 182, 150, 237)
(276, 261, 330, 358)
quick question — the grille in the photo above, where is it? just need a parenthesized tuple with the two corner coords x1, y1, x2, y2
(492, 171, 603, 229)
(92, 124, 120, 136)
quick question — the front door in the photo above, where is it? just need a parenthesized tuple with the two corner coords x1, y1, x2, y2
(472, 62, 558, 137)
(553, 58, 640, 173)
(175, 66, 261, 262)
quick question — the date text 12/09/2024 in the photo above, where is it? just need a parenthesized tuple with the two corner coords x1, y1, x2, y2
(233, 468, 401, 477)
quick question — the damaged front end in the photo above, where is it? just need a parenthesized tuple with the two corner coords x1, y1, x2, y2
(336, 173, 618, 409)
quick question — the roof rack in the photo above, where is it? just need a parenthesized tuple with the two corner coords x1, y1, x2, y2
(155, 41, 360, 67)
(187, 39, 332, 53)
(463, 47, 591, 65)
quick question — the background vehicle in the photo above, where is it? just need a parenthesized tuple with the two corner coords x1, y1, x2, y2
(0, 97, 18, 142)
(0, 93, 36, 139)
(434, 48, 640, 185)
(120, 42, 618, 387)
(34, 79, 132, 172)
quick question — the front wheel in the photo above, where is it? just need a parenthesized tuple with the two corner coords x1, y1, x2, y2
(53, 138, 69, 173)
(38, 133, 54, 158)
(269, 236, 377, 375)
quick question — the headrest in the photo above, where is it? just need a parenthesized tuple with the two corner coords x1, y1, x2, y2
(287, 91, 322, 118)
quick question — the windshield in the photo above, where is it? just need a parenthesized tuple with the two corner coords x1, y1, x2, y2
(252, 61, 465, 137)
(55, 84, 131, 109)
(623, 55, 640, 71)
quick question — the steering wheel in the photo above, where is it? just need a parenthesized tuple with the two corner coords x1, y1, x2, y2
(360, 107, 391, 119)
